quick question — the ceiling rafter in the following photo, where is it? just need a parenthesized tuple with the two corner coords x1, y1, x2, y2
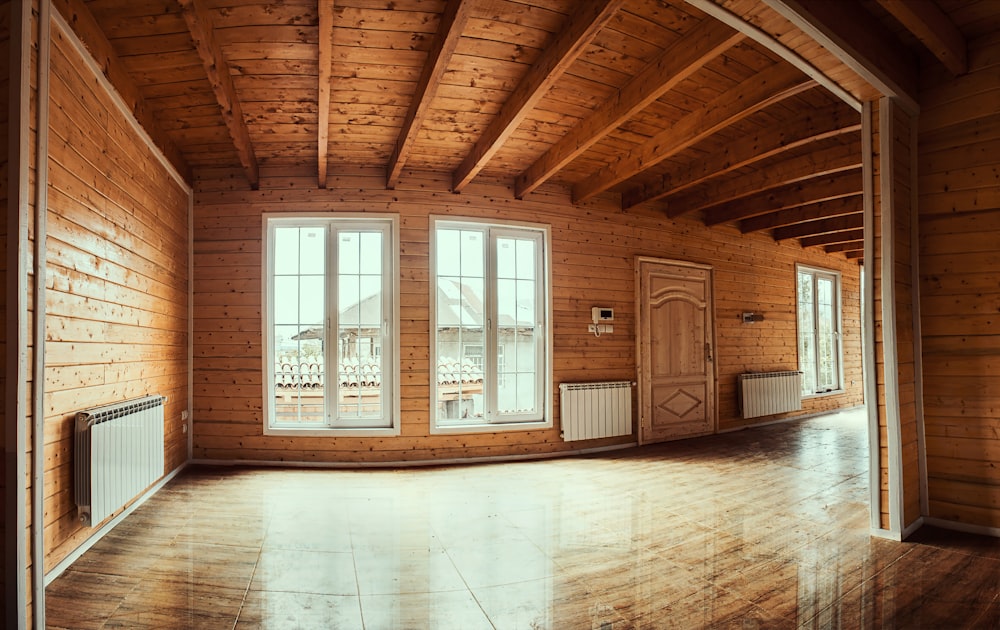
(703, 169, 861, 225)
(655, 142, 860, 217)
(451, 0, 626, 193)
(513, 19, 743, 198)
(825, 240, 864, 254)
(762, 0, 918, 111)
(573, 63, 817, 204)
(875, 0, 966, 76)
(800, 228, 864, 248)
(740, 195, 861, 233)
(387, 0, 474, 189)
(178, 0, 259, 189)
(50, 0, 191, 182)
(318, 0, 334, 188)
(772, 212, 863, 241)
(628, 103, 860, 215)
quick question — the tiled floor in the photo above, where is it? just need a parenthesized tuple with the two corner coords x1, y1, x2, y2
(46, 409, 1000, 628)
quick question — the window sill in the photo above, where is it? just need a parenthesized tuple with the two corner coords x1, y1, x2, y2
(802, 389, 845, 400)
(264, 426, 400, 438)
(431, 419, 552, 435)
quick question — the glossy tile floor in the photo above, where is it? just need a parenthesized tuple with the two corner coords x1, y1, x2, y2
(47, 408, 1000, 629)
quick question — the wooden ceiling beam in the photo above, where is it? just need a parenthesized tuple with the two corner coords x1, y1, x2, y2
(703, 168, 861, 225)
(845, 250, 865, 259)
(740, 195, 861, 233)
(632, 103, 860, 215)
(826, 240, 864, 253)
(178, 0, 259, 189)
(800, 228, 864, 248)
(574, 63, 816, 204)
(51, 0, 191, 182)
(387, 0, 473, 189)
(772, 212, 863, 241)
(653, 141, 860, 216)
(762, 0, 918, 111)
(451, 0, 625, 192)
(513, 19, 743, 198)
(317, 0, 334, 188)
(875, 0, 967, 76)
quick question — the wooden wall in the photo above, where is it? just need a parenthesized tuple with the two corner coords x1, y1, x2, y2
(192, 168, 863, 464)
(919, 31, 1000, 530)
(42, 20, 191, 571)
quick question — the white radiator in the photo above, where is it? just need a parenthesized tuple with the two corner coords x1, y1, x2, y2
(74, 395, 165, 527)
(738, 372, 802, 419)
(559, 381, 633, 441)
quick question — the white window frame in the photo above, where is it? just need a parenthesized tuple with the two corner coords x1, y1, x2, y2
(796, 264, 844, 397)
(430, 216, 553, 434)
(262, 213, 400, 437)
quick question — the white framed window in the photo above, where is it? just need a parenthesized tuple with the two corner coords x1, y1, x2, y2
(431, 218, 552, 432)
(263, 214, 399, 435)
(796, 265, 843, 396)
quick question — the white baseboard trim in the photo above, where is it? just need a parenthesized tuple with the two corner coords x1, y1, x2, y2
(192, 441, 640, 469)
(45, 462, 188, 585)
(923, 516, 1000, 539)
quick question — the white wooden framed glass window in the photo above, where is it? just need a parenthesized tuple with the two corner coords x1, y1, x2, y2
(796, 264, 843, 396)
(263, 214, 399, 436)
(431, 218, 552, 432)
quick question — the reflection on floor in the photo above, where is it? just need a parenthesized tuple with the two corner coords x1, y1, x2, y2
(47, 408, 1000, 628)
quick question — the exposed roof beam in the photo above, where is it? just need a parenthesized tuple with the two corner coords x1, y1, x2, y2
(651, 141, 860, 215)
(178, 0, 259, 189)
(772, 212, 863, 241)
(826, 240, 864, 253)
(318, 0, 334, 188)
(800, 228, 864, 248)
(452, 0, 625, 192)
(574, 63, 816, 204)
(703, 169, 861, 225)
(875, 0, 967, 76)
(387, 0, 473, 189)
(740, 195, 861, 233)
(51, 0, 191, 182)
(628, 103, 860, 215)
(684, 0, 861, 111)
(762, 0, 918, 112)
(514, 19, 743, 198)
(845, 250, 865, 259)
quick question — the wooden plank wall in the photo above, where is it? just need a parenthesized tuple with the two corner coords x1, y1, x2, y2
(42, 21, 191, 571)
(192, 168, 863, 464)
(0, 0, 10, 614)
(919, 31, 1000, 530)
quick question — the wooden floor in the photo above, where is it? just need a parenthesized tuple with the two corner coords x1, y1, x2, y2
(47, 409, 1000, 629)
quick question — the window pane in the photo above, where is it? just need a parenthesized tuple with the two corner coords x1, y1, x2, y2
(273, 326, 325, 426)
(339, 232, 360, 275)
(337, 229, 386, 424)
(300, 227, 324, 274)
(460, 231, 484, 277)
(273, 228, 300, 275)
(437, 229, 459, 275)
(273, 276, 299, 325)
(300, 275, 324, 326)
(360, 232, 382, 275)
(516, 238, 535, 280)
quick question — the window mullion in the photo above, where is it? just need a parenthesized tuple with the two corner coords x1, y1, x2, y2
(485, 227, 498, 423)
(324, 223, 335, 427)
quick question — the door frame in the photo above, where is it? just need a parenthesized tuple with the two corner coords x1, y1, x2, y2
(635, 257, 719, 445)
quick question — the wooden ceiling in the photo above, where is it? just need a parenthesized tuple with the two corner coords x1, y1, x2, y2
(59, 0, 982, 259)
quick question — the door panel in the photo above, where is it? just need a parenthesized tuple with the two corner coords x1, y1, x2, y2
(638, 259, 715, 444)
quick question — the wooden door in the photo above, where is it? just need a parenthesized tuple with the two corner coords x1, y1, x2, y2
(637, 258, 716, 444)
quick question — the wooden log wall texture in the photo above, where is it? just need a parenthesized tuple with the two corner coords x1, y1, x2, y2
(919, 31, 1000, 531)
(192, 167, 863, 464)
(43, 21, 191, 571)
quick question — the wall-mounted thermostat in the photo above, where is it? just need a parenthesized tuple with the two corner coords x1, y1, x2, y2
(592, 307, 614, 323)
